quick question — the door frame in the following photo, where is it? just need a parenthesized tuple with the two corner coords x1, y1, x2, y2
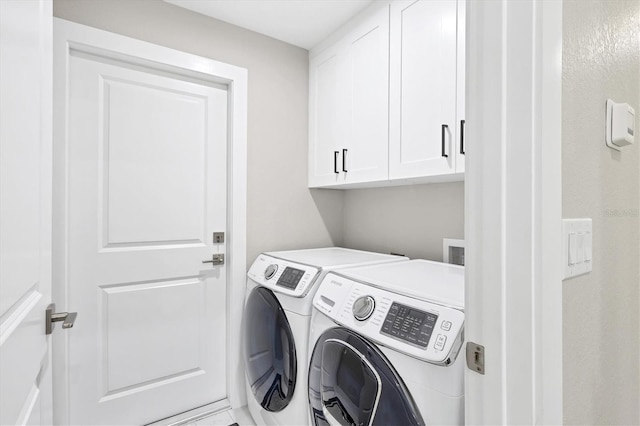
(52, 18, 247, 424)
(464, 0, 563, 424)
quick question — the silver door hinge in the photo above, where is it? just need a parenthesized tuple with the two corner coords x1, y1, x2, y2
(466, 342, 485, 375)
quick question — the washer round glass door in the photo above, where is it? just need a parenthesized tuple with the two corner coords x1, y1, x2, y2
(308, 327, 424, 426)
(243, 286, 297, 412)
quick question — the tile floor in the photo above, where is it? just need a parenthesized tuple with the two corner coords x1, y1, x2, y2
(184, 406, 254, 426)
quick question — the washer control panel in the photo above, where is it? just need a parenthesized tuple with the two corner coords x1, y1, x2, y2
(313, 272, 464, 365)
(248, 254, 320, 297)
(381, 302, 438, 348)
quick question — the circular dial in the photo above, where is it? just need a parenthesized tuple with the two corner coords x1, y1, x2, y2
(264, 264, 278, 280)
(352, 295, 376, 321)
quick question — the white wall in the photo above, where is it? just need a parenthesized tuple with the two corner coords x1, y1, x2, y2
(562, 1, 640, 424)
(53, 0, 345, 266)
(342, 182, 464, 260)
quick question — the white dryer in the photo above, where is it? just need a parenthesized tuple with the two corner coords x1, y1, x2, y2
(242, 248, 407, 426)
(308, 259, 465, 425)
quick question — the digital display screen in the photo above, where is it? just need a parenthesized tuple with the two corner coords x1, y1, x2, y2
(276, 266, 305, 290)
(407, 309, 427, 323)
(381, 302, 438, 348)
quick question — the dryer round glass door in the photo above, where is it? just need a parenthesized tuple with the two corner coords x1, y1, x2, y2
(243, 287, 297, 412)
(308, 327, 424, 426)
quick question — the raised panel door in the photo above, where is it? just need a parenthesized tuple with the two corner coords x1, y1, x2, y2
(64, 51, 228, 425)
(0, 1, 52, 425)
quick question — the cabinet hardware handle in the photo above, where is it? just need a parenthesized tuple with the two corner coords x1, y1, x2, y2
(460, 120, 466, 155)
(342, 149, 348, 172)
(441, 124, 449, 158)
(334, 151, 339, 174)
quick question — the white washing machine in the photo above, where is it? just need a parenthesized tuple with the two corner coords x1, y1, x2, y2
(308, 259, 465, 425)
(242, 248, 407, 426)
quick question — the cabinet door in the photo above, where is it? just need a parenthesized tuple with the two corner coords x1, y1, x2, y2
(341, 5, 390, 185)
(309, 44, 344, 188)
(389, 0, 458, 179)
(455, 0, 466, 173)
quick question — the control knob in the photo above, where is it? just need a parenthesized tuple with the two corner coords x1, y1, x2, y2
(264, 264, 278, 280)
(352, 295, 375, 321)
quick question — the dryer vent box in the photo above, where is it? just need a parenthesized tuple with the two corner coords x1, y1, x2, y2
(443, 238, 465, 266)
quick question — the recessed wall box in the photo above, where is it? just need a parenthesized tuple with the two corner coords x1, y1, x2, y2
(606, 99, 635, 151)
(443, 238, 465, 266)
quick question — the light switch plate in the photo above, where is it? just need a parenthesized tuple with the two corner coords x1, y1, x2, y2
(563, 218, 593, 280)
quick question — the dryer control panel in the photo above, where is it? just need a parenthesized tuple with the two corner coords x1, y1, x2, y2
(313, 272, 464, 365)
(248, 254, 320, 298)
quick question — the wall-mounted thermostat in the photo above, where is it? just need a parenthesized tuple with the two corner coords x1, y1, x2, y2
(606, 99, 635, 151)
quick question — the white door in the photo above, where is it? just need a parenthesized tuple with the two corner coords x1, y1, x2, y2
(0, 1, 53, 425)
(389, 0, 458, 179)
(61, 48, 229, 425)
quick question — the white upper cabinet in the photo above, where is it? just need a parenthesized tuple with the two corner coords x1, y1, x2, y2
(309, 46, 342, 186)
(389, 0, 459, 179)
(455, 0, 466, 173)
(309, 5, 390, 188)
(309, 0, 465, 188)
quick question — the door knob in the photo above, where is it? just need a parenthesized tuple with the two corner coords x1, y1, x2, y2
(46, 303, 77, 335)
(202, 253, 225, 265)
